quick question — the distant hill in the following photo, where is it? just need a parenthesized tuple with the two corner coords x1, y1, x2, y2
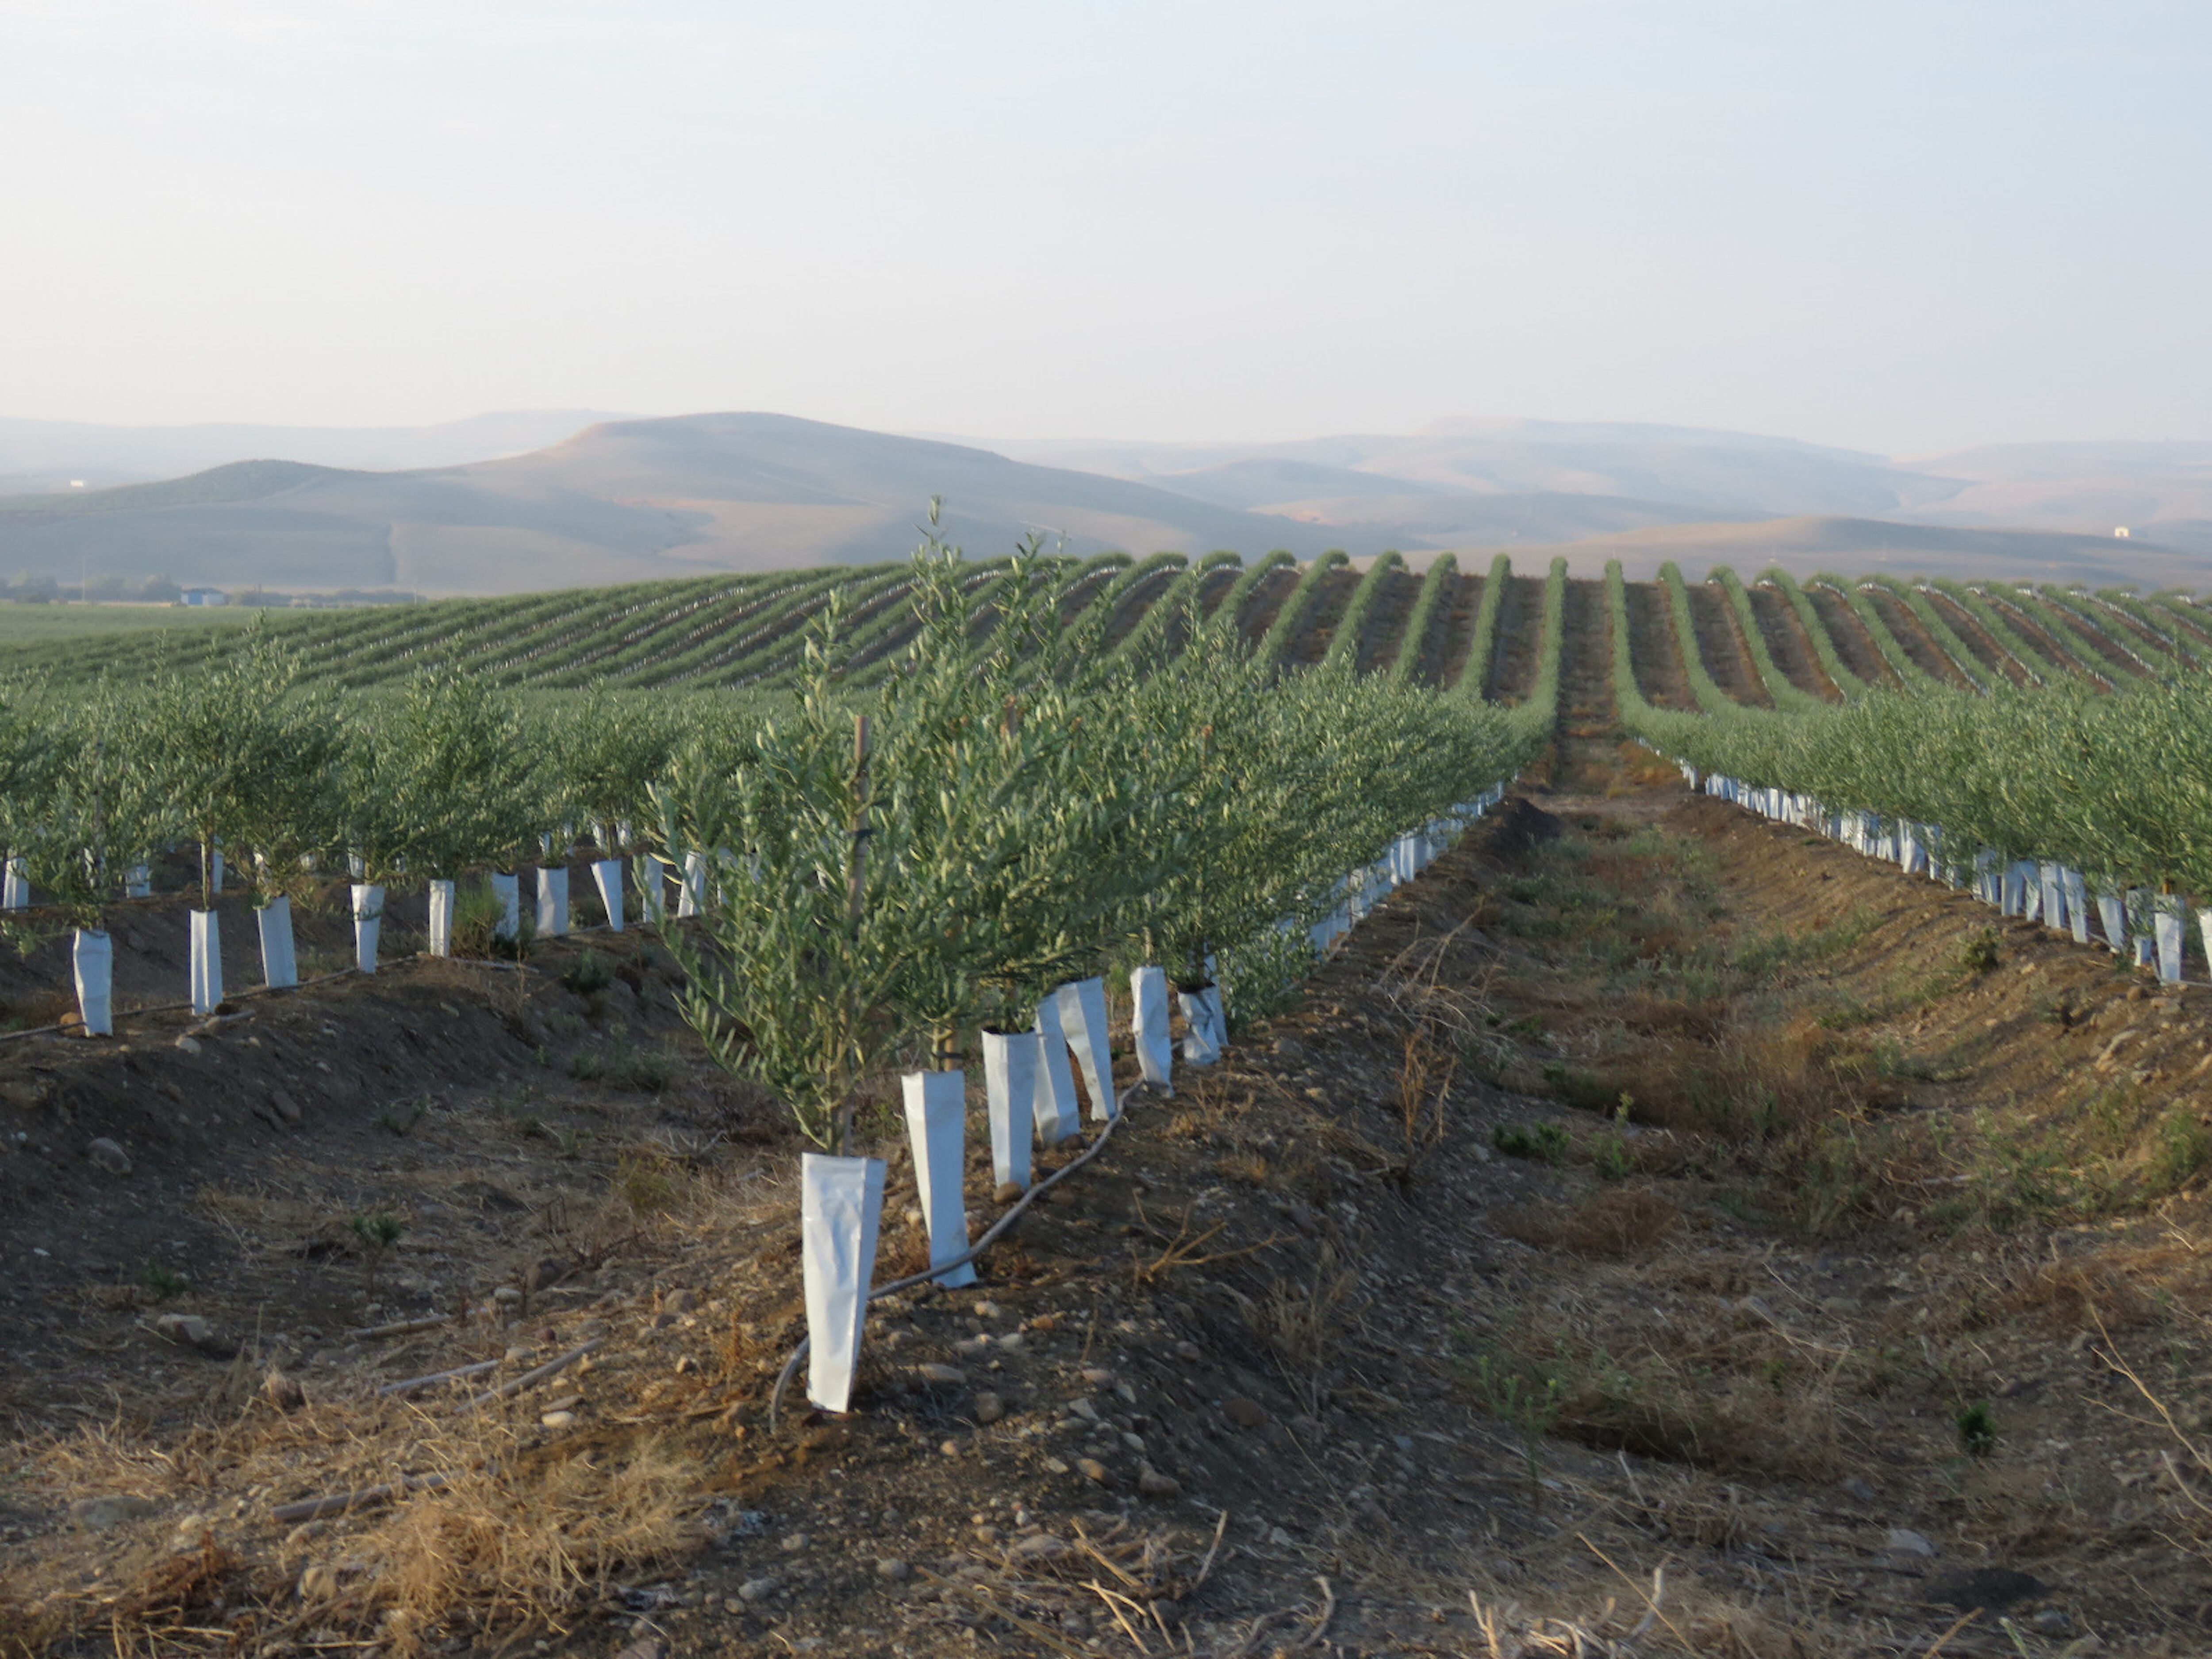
(0, 410, 619, 493)
(0, 414, 1349, 595)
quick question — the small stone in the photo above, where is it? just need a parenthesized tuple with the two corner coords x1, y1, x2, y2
(780, 1532, 810, 1552)
(974, 1524, 1002, 1544)
(1886, 1528, 1937, 1558)
(1076, 1457, 1110, 1485)
(915, 1362, 966, 1385)
(1268, 1526, 1294, 1547)
(611, 1640, 666, 1659)
(973, 1300, 1003, 1319)
(70, 1495, 157, 1531)
(540, 1410, 576, 1430)
(1042, 1456, 1070, 1475)
(1224, 1396, 1267, 1429)
(154, 1313, 234, 1357)
(974, 1391, 1005, 1424)
(174, 1034, 203, 1055)
(1079, 1366, 1115, 1386)
(1137, 1463, 1181, 1499)
(1173, 1341, 1202, 1362)
(503, 1346, 532, 1364)
(994, 1182, 1023, 1204)
(2032, 1609, 2071, 1636)
(1068, 1398, 1102, 1424)
(737, 1576, 779, 1603)
(662, 1287, 695, 1315)
(876, 1556, 910, 1582)
(297, 1562, 339, 1602)
(1838, 1476, 1876, 1504)
(85, 1137, 131, 1175)
(1121, 1432, 1146, 1454)
(940, 1439, 960, 1457)
(268, 1088, 302, 1124)
(492, 1287, 523, 1305)
(1010, 1533, 1069, 1563)
(262, 1369, 305, 1412)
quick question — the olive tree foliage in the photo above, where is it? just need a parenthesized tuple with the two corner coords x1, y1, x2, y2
(551, 688, 681, 857)
(656, 540, 1169, 1147)
(341, 670, 543, 883)
(657, 530, 1535, 1150)
(141, 634, 344, 908)
(0, 678, 57, 868)
(15, 681, 173, 930)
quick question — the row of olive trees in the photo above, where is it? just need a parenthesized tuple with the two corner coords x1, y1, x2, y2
(649, 534, 1533, 1410)
(0, 635, 695, 1029)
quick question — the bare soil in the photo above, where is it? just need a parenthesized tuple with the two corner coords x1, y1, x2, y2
(7, 749, 2212, 1658)
(1351, 571, 1424, 677)
(1742, 585, 1837, 702)
(1804, 588, 1901, 690)
(1281, 570, 1364, 670)
(1863, 590, 1969, 688)
(1425, 575, 1486, 692)
(1679, 585, 1768, 708)
(1924, 593, 2030, 688)
(1484, 578, 1544, 703)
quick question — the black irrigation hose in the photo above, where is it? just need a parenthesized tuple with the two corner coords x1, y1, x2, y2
(767, 1078, 1151, 1432)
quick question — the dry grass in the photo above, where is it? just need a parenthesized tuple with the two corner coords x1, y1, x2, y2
(1494, 1188, 1681, 1258)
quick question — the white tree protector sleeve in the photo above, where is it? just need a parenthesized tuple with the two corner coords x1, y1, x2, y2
(1056, 977, 1114, 1121)
(678, 850, 707, 918)
(351, 883, 384, 974)
(210, 847, 224, 894)
(2039, 863, 2064, 933)
(801, 1152, 886, 1413)
(1032, 996, 1083, 1144)
(537, 866, 570, 937)
(347, 852, 366, 880)
(2136, 937, 2156, 969)
(2000, 863, 2026, 916)
(2062, 869, 2090, 945)
(592, 859, 625, 932)
(1179, 984, 1226, 1065)
(126, 864, 152, 899)
(490, 873, 520, 941)
(1130, 966, 1172, 1090)
(2, 856, 24, 909)
(902, 1070, 977, 1289)
(427, 879, 457, 957)
(2156, 900, 2185, 984)
(73, 928, 113, 1036)
(256, 895, 299, 989)
(189, 909, 223, 1015)
(631, 854, 668, 926)
(982, 1029, 1038, 1190)
(2097, 891, 2127, 953)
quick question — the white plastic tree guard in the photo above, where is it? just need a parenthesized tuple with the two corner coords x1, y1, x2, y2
(490, 873, 520, 942)
(1178, 983, 1226, 1065)
(592, 859, 625, 932)
(73, 929, 113, 1036)
(256, 896, 299, 988)
(1031, 995, 1083, 1145)
(678, 850, 707, 918)
(1054, 977, 1114, 1121)
(126, 864, 152, 899)
(2097, 891, 2128, 954)
(800, 1152, 886, 1413)
(1130, 967, 1172, 1091)
(2156, 899, 2185, 984)
(427, 879, 457, 957)
(902, 1070, 977, 1289)
(2136, 936, 2157, 969)
(982, 1029, 1038, 1191)
(210, 849, 224, 894)
(632, 854, 668, 926)
(537, 866, 570, 937)
(2, 857, 24, 909)
(2061, 869, 2090, 945)
(189, 910, 223, 1015)
(351, 883, 384, 974)
(2039, 863, 2065, 934)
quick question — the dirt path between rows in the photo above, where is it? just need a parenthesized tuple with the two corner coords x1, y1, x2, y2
(6, 743, 2211, 1657)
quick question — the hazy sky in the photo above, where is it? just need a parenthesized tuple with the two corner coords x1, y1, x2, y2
(5, 1, 2208, 453)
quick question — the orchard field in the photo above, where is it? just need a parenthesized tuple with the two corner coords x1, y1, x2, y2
(5, 540, 2212, 1658)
